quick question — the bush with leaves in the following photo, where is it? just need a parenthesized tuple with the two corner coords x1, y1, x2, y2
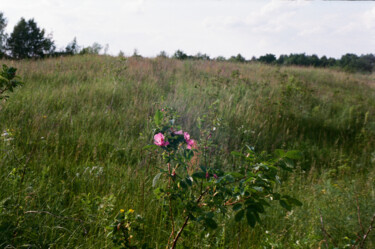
(0, 64, 22, 100)
(133, 108, 302, 248)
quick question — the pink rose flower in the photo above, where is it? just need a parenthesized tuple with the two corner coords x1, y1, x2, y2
(186, 139, 195, 150)
(154, 133, 169, 147)
(174, 130, 183, 135)
(184, 132, 190, 141)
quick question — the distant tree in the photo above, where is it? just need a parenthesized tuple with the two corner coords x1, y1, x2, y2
(215, 56, 226, 62)
(157, 50, 168, 58)
(65, 37, 80, 55)
(118, 50, 125, 57)
(320, 55, 328, 67)
(132, 48, 142, 58)
(194, 52, 210, 60)
(327, 57, 337, 67)
(79, 42, 102, 55)
(258, 54, 276, 64)
(340, 53, 360, 72)
(358, 54, 375, 72)
(0, 12, 7, 58)
(229, 53, 246, 63)
(310, 54, 321, 67)
(173, 50, 188, 60)
(277, 54, 287, 65)
(7, 18, 55, 59)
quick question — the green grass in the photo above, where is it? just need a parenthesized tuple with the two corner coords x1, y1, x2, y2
(1, 55, 375, 248)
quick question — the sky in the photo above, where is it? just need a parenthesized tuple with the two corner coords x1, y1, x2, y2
(2, 0, 375, 59)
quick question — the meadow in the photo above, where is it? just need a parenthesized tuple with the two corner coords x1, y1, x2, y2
(1, 55, 375, 248)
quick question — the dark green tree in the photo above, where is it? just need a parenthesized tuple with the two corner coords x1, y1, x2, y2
(7, 18, 55, 59)
(215, 56, 226, 62)
(173, 50, 188, 60)
(0, 12, 7, 58)
(258, 53, 276, 64)
(229, 53, 246, 63)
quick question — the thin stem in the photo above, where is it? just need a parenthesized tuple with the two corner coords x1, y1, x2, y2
(359, 213, 375, 248)
(170, 187, 210, 249)
(319, 208, 337, 248)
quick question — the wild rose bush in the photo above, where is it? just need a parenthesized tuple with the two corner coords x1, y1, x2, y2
(0, 64, 23, 100)
(111, 108, 302, 248)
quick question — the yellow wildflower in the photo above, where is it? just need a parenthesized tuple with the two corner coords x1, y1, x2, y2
(128, 209, 135, 213)
(120, 209, 125, 213)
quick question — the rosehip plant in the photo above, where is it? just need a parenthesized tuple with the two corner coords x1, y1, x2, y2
(143, 108, 302, 248)
(0, 64, 23, 100)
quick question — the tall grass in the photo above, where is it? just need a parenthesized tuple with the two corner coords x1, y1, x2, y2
(1, 55, 375, 248)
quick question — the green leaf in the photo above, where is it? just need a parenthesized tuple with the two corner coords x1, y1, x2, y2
(153, 187, 164, 199)
(246, 209, 256, 227)
(285, 196, 302, 206)
(154, 110, 163, 126)
(205, 218, 218, 229)
(152, 173, 162, 187)
(285, 150, 302, 160)
(274, 149, 285, 158)
(235, 210, 244, 222)
(279, 199, 291, 211)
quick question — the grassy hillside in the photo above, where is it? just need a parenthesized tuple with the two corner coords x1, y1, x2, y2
(1, 55, 375, 248)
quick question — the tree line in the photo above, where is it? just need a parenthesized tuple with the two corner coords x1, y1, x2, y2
(0, 12, 104, 59)
(170, 50, 375, 73)
(1, 12, 374, 73)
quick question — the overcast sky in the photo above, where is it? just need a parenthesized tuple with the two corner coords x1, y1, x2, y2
(2, 0, 375, 59)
